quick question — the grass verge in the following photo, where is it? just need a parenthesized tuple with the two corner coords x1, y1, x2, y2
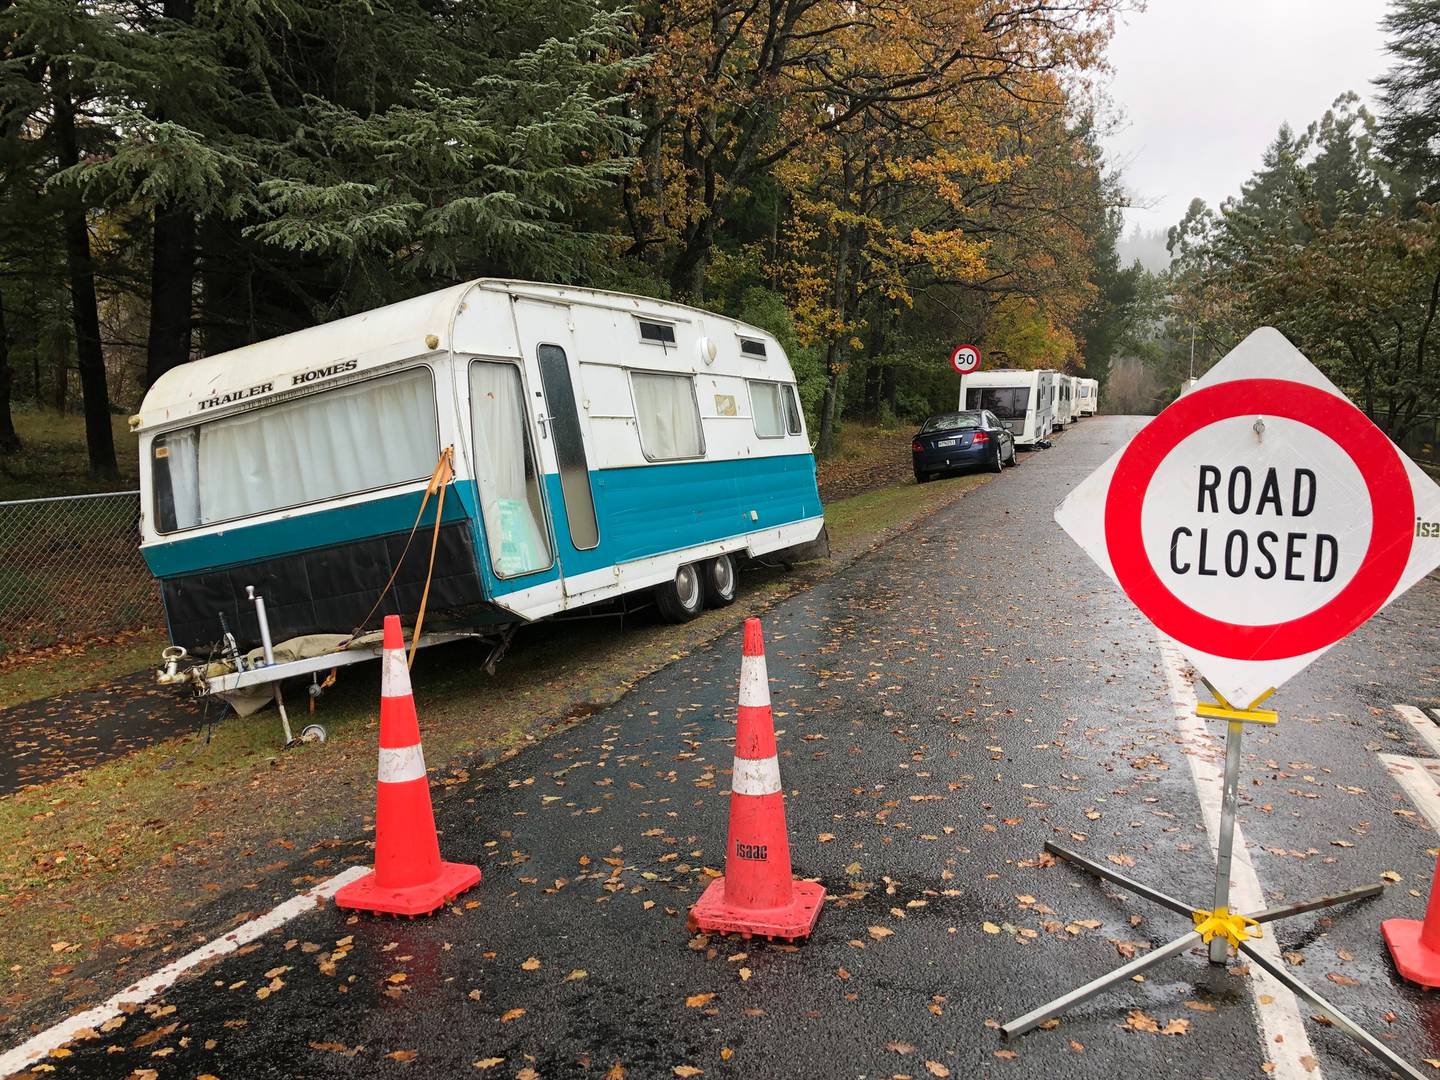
(0, 467, 989, 1027)
(0, 631, 169, 711)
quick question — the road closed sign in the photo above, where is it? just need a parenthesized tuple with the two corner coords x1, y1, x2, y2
(1057, 327, 1440, 707)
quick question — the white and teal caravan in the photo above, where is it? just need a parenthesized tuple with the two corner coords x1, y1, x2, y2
(135, 280, 825, 700)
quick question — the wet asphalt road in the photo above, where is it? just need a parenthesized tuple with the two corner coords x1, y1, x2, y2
(10, 415, 1440, 1080)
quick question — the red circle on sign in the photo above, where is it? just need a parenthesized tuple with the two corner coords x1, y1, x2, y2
(951, 345, 980, 374)
(1103, 379, 1414, 661)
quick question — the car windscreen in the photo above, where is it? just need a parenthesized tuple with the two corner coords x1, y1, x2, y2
(965, 386, 1031, 419)
(921, 413, 979, 433)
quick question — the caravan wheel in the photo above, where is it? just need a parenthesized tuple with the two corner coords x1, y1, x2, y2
(655, 563, 705, 623)
(704, 553, 739, 607)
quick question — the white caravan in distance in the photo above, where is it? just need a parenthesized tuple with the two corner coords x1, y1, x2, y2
(1076, 377, 1099, 416)
(959, 369, 1054, 447)
(1050, 373, 1074, 429)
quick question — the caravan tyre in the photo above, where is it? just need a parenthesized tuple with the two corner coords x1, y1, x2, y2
(655, 563, 705, 623)
(704, 553, 739, 608)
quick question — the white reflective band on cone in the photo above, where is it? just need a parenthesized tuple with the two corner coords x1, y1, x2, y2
(738, 653, 770, 707)
(382, 648, 412, 698)
(378, 744, 427, 784)
(731, 755, 782, 796)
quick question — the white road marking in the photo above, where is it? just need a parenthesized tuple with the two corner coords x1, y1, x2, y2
(1394, 705, 1440, 759)
(1379, 753, 1440, 833)
(1158, 634, 1319, 1080)
(0, 865, 369, 1078)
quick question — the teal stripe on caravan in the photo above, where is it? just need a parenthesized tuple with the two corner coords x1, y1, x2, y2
(142, 453, 823, 599)
(139, 489, 473, 579)
(513, 453, 821, 591)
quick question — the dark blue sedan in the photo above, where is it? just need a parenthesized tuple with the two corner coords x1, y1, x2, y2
(911, 409, 1015, 482)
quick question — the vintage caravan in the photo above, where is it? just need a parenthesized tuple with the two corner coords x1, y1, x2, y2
(1076, 377, 1099, 416)
(134, 280, 825, 718)
(958, 369, 1054, 447)
(1050, 373, 1074, 429)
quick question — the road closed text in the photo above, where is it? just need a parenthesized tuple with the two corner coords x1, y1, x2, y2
(1167, 465, 1339, 582)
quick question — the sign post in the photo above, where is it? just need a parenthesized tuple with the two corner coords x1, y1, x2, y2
(1002, 328, 1440, 1079)
(949, 344, 980, 375)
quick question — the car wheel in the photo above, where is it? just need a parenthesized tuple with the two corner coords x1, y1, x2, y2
(989, 444, 1003, 473)
(655, 563, 705, 623)
(914, 470, 930, 484)
(1005, 443, 1017, 466)
(703, 553, 738, 608)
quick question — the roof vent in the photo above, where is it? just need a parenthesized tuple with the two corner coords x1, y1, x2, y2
(740, 339, 767, 358)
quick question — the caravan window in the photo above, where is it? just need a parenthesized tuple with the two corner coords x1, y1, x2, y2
(781, 384, 802, 434)
(469, 361, 552, 578)
(964, 386, 1031, 420)
(152, 367, 439, 533)
(630, 371, 704, 460)
(749, 381, 787, 438)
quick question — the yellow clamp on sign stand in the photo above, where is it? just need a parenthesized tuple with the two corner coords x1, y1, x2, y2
(1191, 906, 1260, 950)
(1196, 681, 1279, 726)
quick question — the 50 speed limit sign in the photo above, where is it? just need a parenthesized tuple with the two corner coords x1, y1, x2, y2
(950, 344, 981, 374)
(1056, 327, 1440, 707)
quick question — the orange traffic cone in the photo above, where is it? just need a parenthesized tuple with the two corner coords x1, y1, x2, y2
(1383, 853, 1440, 988)
(690, 617, 825, 940)
(335, 615, 480, 916)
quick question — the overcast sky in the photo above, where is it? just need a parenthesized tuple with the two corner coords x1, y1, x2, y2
(1105, 0, 1392, 237)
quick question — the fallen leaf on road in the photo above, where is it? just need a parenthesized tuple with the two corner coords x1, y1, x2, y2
(818, 833, 835, 843)
(386, 1050, 417, 1062)
(500, 1008, 525, 1023)
(1383, 871, 1403, 883)
(521, 957, 541, 972)
(994, 1049, 1017, 1060)
(887, 1041, 915, 1054)
(1107, 854, 1136, 868)
(565, 969, 588, 982)
(685, 993, 715, 1008)
(473, 1058, 504, 1070)
(868, 926, 895, 940)
(738, 967, 751, 981)
(982, 922, 1001, 935)
(605, 1063, 626, 1080)
(388, 973, 407, 984)
(926, 1061, 951, 1076)
(1326, 972, 1360, 987)
(673, 1067, 703, 1077)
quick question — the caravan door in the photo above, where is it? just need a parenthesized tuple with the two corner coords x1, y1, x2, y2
(511, 299, 602, 598)
(466, 351, 563, 616)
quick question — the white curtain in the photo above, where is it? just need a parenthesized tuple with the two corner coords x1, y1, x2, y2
(469, 361, 551, 576)
(165, 427, 201, 529)
(632, 372, 703, 459)
(750, 381, 785, 438)
(168, 368, 438, 526)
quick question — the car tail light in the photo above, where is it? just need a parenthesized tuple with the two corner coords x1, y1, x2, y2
(972, 430, 989, 445)
(912, 440, 923, 453)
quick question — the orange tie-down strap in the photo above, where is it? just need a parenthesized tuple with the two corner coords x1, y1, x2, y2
(343, 447, 455, 668)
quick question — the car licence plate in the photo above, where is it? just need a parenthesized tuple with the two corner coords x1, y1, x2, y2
(936, 438, 956, 448)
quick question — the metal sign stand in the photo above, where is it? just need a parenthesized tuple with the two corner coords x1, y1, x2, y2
(1002, 683, 1422, 1080)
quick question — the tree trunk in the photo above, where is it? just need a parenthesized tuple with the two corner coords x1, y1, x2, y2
(144, 0, 197, 387)
(52, 61, 119, 480)
(0, 285, 20, 454)
(815, 340, 841, 459)
(146, 202, 196, 387)
(669, 210, 715, 301)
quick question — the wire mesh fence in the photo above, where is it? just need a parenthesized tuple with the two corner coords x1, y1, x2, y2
(0, 491, 164, 656)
